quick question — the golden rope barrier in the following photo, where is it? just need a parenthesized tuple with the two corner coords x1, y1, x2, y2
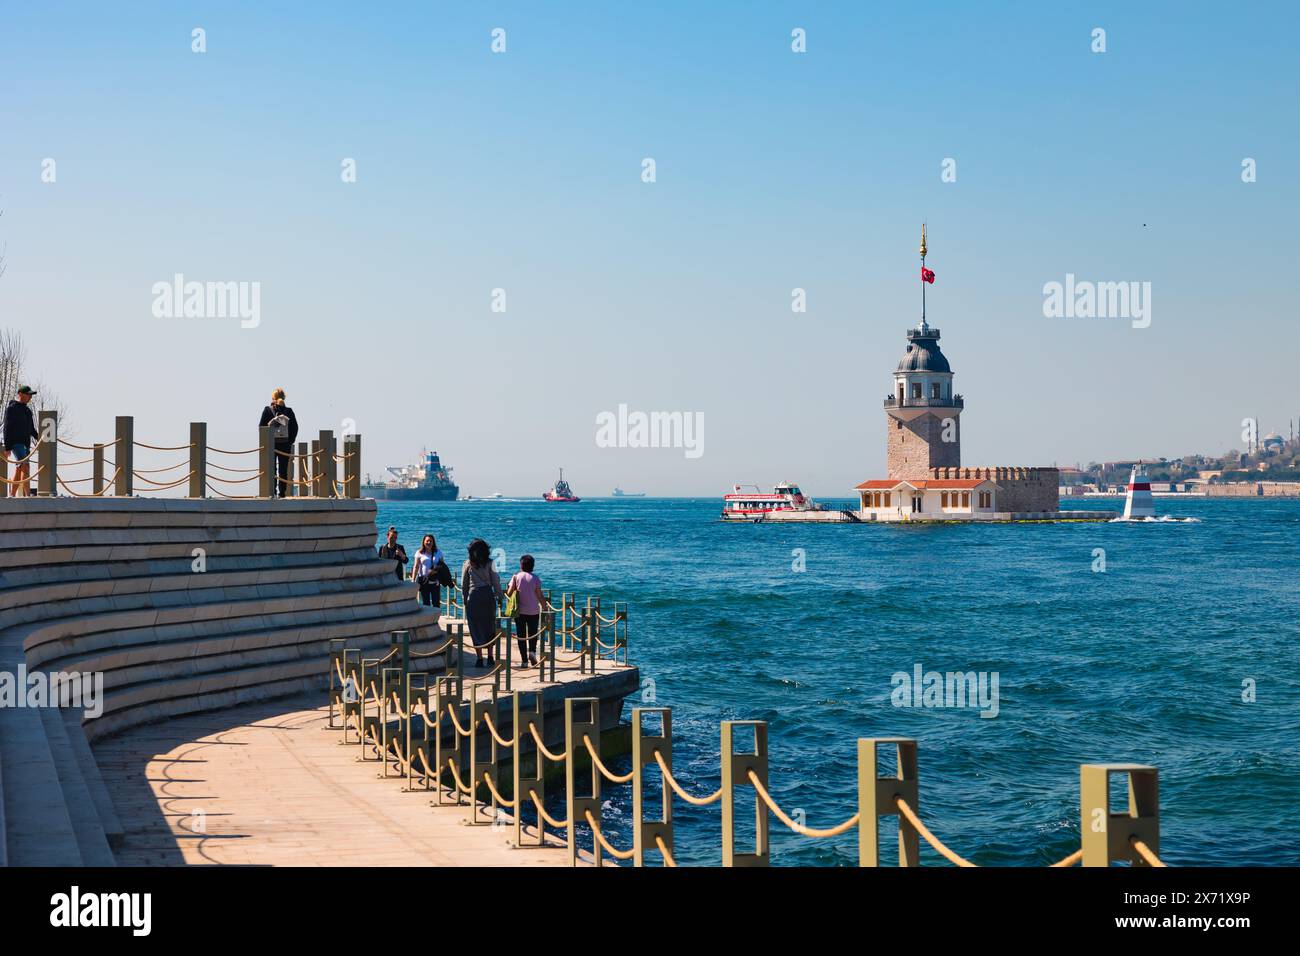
(653, 751, 722, 806)
(1130, 838, 1166, 867)
(205, 482, 260, 499)
(57, 437, 117, 451)
(585, 810, 635, 861)
(528, 724, 567, 763)
(445, 758, 473, 795)
(746, 771, 861, 838)
(135, 440, 195, 451)
(58, 455, 95, 467)
(445, 706, 472, 737)
(481, 772, 518, 808)
(483, 712, 517, 748)
(530, 792, 568, 829)
(1050, 849, 1083, 867)
(206, 445, 259, 455)
(132, 470, 195, 489)
(206, 461, 262, 474)
(205, 471, 263, 484)
(132, 460, 190, 474)
(654, 835, 677, 867)
(583, 735, 633, 783)
(893, 796, 976, 867)
(0, 465, 42, 484)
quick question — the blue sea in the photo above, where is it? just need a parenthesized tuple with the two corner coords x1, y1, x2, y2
(378, 496, 1300, 867)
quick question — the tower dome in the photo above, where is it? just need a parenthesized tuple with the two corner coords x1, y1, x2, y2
(896, 329, 952, 374)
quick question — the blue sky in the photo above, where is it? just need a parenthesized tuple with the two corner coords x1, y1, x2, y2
(2, 2, 1297, 495)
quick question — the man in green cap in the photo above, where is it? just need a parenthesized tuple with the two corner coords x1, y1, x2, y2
(3, 385, 38, 496)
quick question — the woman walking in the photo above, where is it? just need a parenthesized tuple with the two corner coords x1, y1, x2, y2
(411, 534, 445, 609)
(460, 538, 501, 667)
(505, 554, 545, 666)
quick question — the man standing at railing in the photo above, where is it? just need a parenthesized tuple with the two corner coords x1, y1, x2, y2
(377, 526, 408, 582)
(2, 385, 38, 497)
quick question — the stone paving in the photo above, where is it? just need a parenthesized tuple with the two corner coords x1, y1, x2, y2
(94, 692, 572, 866)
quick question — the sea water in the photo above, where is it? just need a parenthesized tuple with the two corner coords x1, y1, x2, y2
(378, 496, 1300, 866)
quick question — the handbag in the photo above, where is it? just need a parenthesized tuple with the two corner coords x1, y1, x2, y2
(504, 590, 519, 618)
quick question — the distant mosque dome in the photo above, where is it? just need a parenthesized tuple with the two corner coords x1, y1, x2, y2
(1263, 432, 1284, 447)
(896, 330, 952, 374)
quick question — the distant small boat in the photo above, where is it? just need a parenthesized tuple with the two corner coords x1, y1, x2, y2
(612, 487, 646, 498)
(543, 468, 581, 503)
(721, 482, 825, 520)
(490, 493, 503, 499)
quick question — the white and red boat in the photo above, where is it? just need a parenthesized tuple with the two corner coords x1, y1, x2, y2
(543, 468, 581, 503)
(721, 483, 824, 520)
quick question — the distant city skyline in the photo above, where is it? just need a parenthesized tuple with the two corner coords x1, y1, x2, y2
(2, 2, 1297, 496)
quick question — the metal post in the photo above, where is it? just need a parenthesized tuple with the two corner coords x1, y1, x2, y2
(115, 416, 133, 496)
(467, 684, 498, 826)
(405, 673, 429, 792)
(1080, 764, 1160, 867)
(513, 692, 546, 848)
(258, 426, 274, 498)
(319, 429, 336, 498)
(310, 440, 322, 497)
(295, 441, 308, 497)
(565, 697, 602, 867)
(0, 451, 7, 498)
(721, 720, 768, 867)
(857, 738, 920, 867)
(189, 422, 206, 498)
(92, 443, 105, 496)
(37, 410, 57, 496)
(390, 629, 410, 675)
(344, 433, 361, 498)
(632, 707, 674, 867)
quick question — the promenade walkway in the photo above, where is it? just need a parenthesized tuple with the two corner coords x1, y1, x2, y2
(94, 692, 571, 867)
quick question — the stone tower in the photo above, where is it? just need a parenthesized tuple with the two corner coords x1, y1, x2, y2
(884, 321, 963, 479)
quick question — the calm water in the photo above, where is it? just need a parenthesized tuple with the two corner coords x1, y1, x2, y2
(378, 496, 1300, 866)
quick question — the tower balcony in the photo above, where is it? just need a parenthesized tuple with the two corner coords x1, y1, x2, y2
(884, 394, 964, 411)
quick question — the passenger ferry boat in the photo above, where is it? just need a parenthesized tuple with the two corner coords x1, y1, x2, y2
(721, 483, 823, 520)
(543, 468, 581, 503)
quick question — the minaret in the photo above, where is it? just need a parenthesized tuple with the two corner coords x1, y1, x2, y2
(884, 225, 963, 479)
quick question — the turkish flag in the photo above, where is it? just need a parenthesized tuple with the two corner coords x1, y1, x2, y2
(921, 267, 936, 284)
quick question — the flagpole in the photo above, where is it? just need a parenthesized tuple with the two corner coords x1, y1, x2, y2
(919, 222, 927, 331)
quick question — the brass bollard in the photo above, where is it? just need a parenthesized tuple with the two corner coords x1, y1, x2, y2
(857, 738, 920, 867)
(565, 697, 602, 866)
(258, 425, 274, 498)
(404, 673, 430, 791)
(467, 683, 499, 825)
(721, 720, 768, 867)
(434, 674, 462, 807)
(1080, 764, 1160, 866)
(513, 692, 546, 848)
(632, 707, 674, 867)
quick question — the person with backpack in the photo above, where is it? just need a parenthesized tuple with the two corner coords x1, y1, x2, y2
(258, 388, 299, 498)
(505, 553, 546, 666)
(2, 385, 39, 497)
(460, 538, 501, 667)
(411, 533, 447, 609)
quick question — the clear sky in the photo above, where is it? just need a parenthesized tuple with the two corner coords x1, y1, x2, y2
(2, 2, 1297, 496)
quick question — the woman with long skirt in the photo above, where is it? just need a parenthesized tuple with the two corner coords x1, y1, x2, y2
(460, 538, 502, 667)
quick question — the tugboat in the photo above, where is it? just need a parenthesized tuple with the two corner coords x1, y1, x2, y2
(720, 482, 824, 520)
(361, 450, 459, 501)
(543, 468, 581, 503)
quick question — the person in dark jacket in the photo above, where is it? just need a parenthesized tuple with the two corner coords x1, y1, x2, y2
(378, 526, 408, 582)
(2, 385, 39, 497)
(258, 388, 299, 498)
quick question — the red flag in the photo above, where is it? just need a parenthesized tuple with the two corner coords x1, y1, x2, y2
(921, 267, 936, 284)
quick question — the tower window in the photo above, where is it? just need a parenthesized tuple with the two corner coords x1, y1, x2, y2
(931, 383, 941, 399)
(911, 383, 922, 399)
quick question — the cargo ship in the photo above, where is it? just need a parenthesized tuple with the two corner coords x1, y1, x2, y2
(612, 487, 646, 497)
(361, 450, 459, 501)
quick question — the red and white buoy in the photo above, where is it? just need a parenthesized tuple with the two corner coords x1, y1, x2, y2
(1122, 467, 1155, 519)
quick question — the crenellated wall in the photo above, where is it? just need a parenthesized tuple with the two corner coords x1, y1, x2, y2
(929, 466, 1060, 512)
